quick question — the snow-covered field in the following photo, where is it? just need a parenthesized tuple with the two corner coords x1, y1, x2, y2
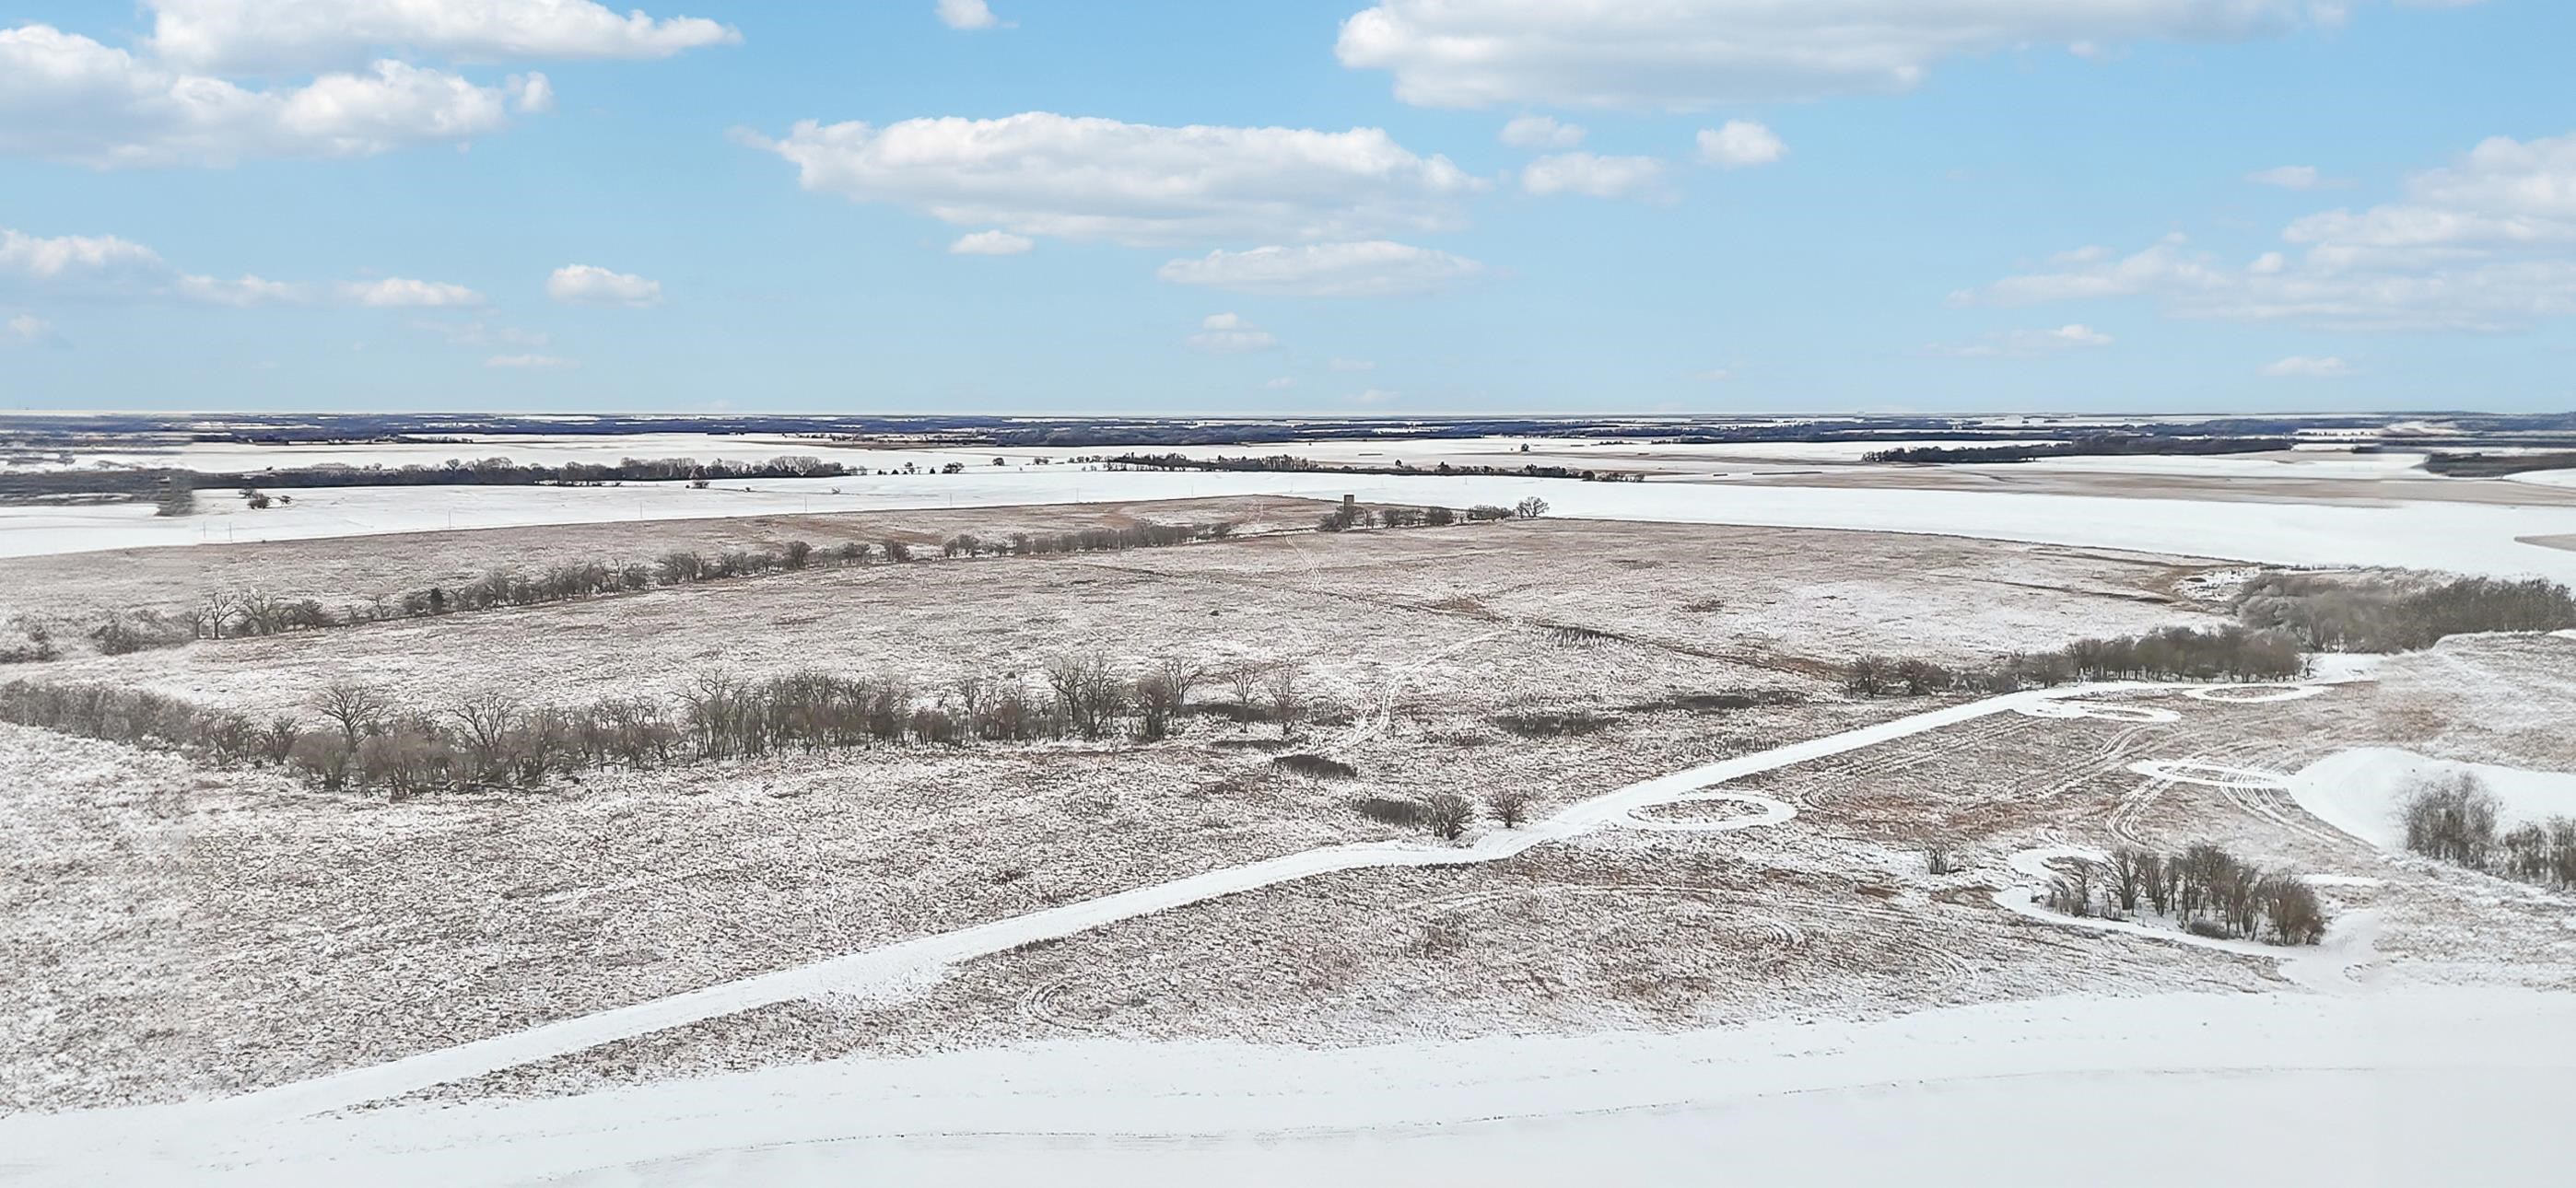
(7, 988, 2563, 1187)
(6, 465, 2575, 580)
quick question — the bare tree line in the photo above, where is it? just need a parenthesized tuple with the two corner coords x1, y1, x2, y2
(2236, 573, 2576, 652)
(0, 654, 1320, 798)
(2040, 844, 2328, 946)
(1844, 625, 2307, 697)
(2403, 771, 2576, 888)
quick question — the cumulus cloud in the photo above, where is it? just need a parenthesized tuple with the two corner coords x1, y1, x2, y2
(0, 26, 526, 167)
(1520, 152, 1669, 200)
(1499, 115, 1584, 148)
(545, 263, 662, 307)
(1155, 240, 1487, 297)
(486, 353, 576, 369)
(4, 314, 65, 347)
(1929, 323, 2114, 357)
(949, 230, 1035, 255)
(1697, 120, 1785, 168)
(1263, 376, 1295, 389)
(2259, 355, 2356, 378)
(935, 0, 1009, 30)
(1188, 312, 1277, 353)
(144, 0, 738, 73)
(1954, 129, 2576, 332)
(743, 112, 1482, 246)
(1329, 357, 1376, 371)
(1335, 0, 2441, 109)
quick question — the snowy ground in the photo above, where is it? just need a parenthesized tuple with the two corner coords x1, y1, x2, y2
(6, 488, 2572, 1183)
(6, 465, 2575, 580)
(6, 988, 2566, 1187)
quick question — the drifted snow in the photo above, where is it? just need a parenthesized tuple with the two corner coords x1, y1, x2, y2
(2289, 748, 2576, 852)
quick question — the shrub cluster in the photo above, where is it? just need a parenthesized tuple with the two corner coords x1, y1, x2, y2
(2402, 772, 2576, 888)
(0, 620, 57, 664)
(1844, 625, 2304, 696)
(2236, 573, 2576, 652)
(2040, 844, 2327, 946)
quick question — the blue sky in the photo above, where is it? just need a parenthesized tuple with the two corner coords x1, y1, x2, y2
(3, 0, 2572, 414)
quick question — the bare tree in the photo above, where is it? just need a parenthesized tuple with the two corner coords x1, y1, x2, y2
(1264, 664, 1303, 734)
(447, 692, 524, 779)
(312, 681, 391, 751)
(197, 590, 242, 640)
(1486, 787, 1535, 829)
(1513, 496, 1550, 519)
(1423, 791, 1475, 841)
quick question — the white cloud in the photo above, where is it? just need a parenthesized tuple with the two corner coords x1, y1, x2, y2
(1956, 130, 2576, 332)
(1336, 0, 2437, 109)
(935, 0, 1010, 31)
(144, 0, 738, 73)
(1188, 312, 1277, 353)
(509, 73, 556, 115)
(486, 353, 576, 369)
(2259, 355, 2356, 378)
(0, 25, 521, 167)
(2, 225, 298, 305)
(1929, 323, 2114, 357)
(342, 277, 484, 308)
(1155, 241, 1487, 297)
(1499, 115, 1584, 148)
(545, 263, 662, 307)
(1520, 152, 1669, 200)
(3, 314, 65, 347)
(744, 112, 1483, 247)
(949, 230, 1035, 255)
(2245, 164, 2347, 190)
(1263, 376, 1295, 390)
(1684, 367, 1732, 382)
(1352, 388, 1399, 404)
(1329, 356, 1376, 371)
(1696, 120, 1785, 168)
(0, 227, 166, 288)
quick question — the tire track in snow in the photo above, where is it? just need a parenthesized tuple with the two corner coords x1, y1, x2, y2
(215, 680, 2313, 1120)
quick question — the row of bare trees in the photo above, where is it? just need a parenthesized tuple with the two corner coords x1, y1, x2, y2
(2237, 573, 2576, 652)
(2041, 844, 2328, 946)
(2403, 772, 2576, 888)
(139, 521, 1243, 651)
(1844, 625, 2308, 697)
(1, 655, 1317, 798)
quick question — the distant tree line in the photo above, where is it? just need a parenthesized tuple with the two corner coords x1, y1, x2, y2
(0, 455, 880, 506)
(47, 519, 1243, 659)
(2235, 573, 2576, 652)
(2403, 771, 2576, 888)
(2420, 451, 2576, 478)
(1844, 625, 2307, 696)
(2039, 844, 2327, 946)
(1101, 452, 1650, 483)
(1862, 435, 2293, 464)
